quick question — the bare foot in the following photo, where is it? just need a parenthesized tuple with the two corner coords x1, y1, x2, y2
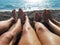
(42, 9, 49, 23)
(18, 8, 24, 15)
(18, 8, 24, 18)
(18, 8, 26, 24)
(34, 12, 41, 22)
(45, 10, 52, 19)
(12, 9, 18, 22)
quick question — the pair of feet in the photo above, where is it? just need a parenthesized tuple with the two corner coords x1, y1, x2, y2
(12, 8, 26, 23)
(34, 9, 52, 23)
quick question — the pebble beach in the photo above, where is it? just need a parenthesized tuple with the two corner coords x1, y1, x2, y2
(0, 10, 60, 21)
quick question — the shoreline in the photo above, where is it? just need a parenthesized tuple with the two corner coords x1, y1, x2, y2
(0, 8, 60, 12)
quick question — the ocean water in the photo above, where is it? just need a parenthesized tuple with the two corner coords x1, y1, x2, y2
(0, 0, 60, 11)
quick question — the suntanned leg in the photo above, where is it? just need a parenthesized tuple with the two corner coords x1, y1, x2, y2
(9, 37, 16, 45)
(0, 10, 17, 35)
(0, 32, 14, 45)
(18, 15, 41, 45)
(48, 20, 60, 36)
(34, 21, 60, 45)
(51, 19, 60, 27)
(9, 10, 19, 45)
(0, 18, 21, 45)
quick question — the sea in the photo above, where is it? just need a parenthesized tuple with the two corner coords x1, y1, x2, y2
(0, 0, 60, 11)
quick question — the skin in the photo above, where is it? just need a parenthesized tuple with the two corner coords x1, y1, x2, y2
(18, 8, 26, 24)
(9, 10, 18, 45)
(43, 10, 60, 27)
(0, 10, 17, 35)
(12, 9, 18, 22)
(18, 8, 24, 16)
(48, 20, 60, 36)
(9, 37, 16, 45)
(9, 9, 25, 45)
(0, 17, 14, 34)
(34, 12, 41, 22)
(42, 10, 60, 36)
(18, 15, 41, 45)
(34, 21, 60, 45)
(51, 19, 60, 27)
(0, 19, 21, 45)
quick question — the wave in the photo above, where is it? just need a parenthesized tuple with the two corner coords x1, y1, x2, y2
(0, 4, 17, 9)
(4, 5, 15, 8)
